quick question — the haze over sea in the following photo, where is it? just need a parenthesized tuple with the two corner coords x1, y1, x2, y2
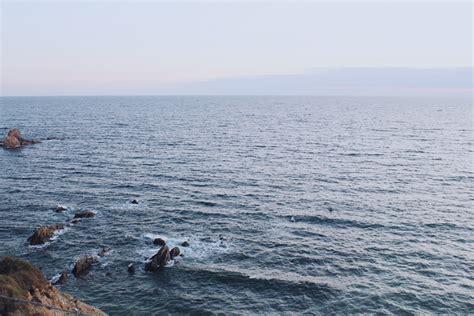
(0, 95, 473, 314)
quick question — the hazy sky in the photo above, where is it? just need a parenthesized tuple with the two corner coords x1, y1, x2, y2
(0, 1, 472, 96)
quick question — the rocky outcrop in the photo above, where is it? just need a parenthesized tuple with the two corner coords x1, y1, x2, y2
(153, 238, 166, 246)
(27, 224, 64, 245)
(1, 129, 39, 149)
(55, 206, 67, 213)
(53, 272, 69, 285)
(74, 210, 95, 219)
(0, 257, 106, 315)
(72, 256, 98, 277)
(145, 245, 170, 272)
(169, 247, 180, 260)
(97, 247, 111, 257)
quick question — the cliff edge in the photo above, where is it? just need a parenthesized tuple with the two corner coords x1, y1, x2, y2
(0, 257, 106, 315)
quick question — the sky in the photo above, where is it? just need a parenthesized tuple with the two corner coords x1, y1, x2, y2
(0, 1, 472, 96)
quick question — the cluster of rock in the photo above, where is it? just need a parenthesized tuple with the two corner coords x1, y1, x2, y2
(1, 128, 39, 149)
(144, 239, 184, 272)
(27, 207, 96, 246)
(0, 257, 106, 315)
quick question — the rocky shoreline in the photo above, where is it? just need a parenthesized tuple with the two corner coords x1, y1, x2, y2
(0, 257, 106, 315)
(1, 129, 191, 314)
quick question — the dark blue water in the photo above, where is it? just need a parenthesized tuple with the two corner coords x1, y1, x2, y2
(0, 96, 473, 314)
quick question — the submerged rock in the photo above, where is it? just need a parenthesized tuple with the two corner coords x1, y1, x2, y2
(181, 241, 190, 247)
(98, 246, 111, 257)
(131, 199, 139, 204)
(0, 257, 106, 315)
(127, 263, 135, 274)
(55, 205, 68, 212)
(27, 224, 65, 245)
(74, 210, 95, 219)
(153, 238, 166, 246)
(53, 272, 69, 285)
(72, 256, 98, 277)
(1, 128, 40, 149)
(170, 247, 180, 260)
(70, 218, 81, 225)
(145, 245, 170, 272)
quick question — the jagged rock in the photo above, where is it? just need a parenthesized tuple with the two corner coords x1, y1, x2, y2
(27, 224, 64, 245)
(131, 199, 139, 204)
(145, 245, 170, 272)
(1, 128, 40, 149)
(98, 246, 111, 257)
(54, 272, 69, 285)
(72, 256, 98, 277)
(127, 263, 135, 274)
(181, 241, 190, 247)
(0, 257, 106, 315)
(74, 210, 95, 219)
(55, 206, 68, 212)
(170, 247, 180, 260)
(153, 238, 166, 246)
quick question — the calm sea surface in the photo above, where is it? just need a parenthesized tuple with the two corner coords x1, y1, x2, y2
(0, 96, 473, 314)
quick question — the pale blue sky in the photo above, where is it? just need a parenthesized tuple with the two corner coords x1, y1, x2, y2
(0, 1, 472, 96)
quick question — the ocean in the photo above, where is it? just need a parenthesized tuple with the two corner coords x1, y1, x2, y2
(0, 96, 473, 314)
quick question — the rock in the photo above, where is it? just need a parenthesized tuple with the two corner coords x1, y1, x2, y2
(55, 205, 68, 212)
(98, 246, 111, 257)
(1, 128, 39, 149)
(131, 199, 139, 204)
(27, 224, 64, 245)
(74, 210, 95, 219)
(145, 245, 170, 272)
(181, 241, 190, 247)
(105, 271, 112, 277)
(0, 257, 106, 315)
(127, 263, 135, 274)
(290, 216, 295, 222)
(153, 238, 166, 246)
(70, 219, 81, 224)
(170, 247, 180, 260)
(328, 207, 333, 212)
(54, 272, 69, 285)
(72, 256, 98, 277)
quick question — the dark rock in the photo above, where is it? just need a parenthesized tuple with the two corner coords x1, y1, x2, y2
(55, 206, 68, 212)
(153, 238, 166, 246)
(2, 128, 39, 149)
(74, 210, 95, 219)
(170, 247, 180, 260)
(72, 256, 98, 277)
(105, 271, 112, 277)
(98, 246, 111, 257)
(54, 272, 69, 285)
(328, 207, 334, 212)
(181, 241, 190, 247)
(27, 224, 64, 245)
(145, 245, 170, 272)
(131, 199, 139, 204)
(127, 263, 135, 274)
(70, 219, 81, 224)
